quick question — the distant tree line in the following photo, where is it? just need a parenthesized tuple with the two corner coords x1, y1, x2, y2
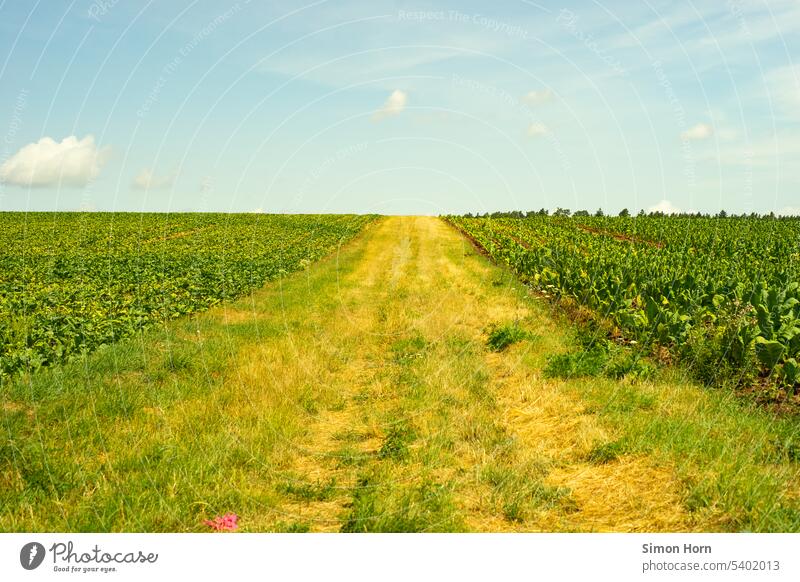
(458, 208, 797, 219)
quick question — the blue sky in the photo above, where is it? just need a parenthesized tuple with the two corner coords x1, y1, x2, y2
(0, 0, 798, 215)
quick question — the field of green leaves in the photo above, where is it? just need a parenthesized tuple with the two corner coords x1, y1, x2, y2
(0, 213, 375, 379)
(446, 214, 800, 395)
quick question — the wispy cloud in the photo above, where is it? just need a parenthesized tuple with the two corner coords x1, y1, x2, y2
(200, 175, 213, 194)
(372, 89, 408, 121)
(257, 45, 464, 90)
(522, 89, 553, 105)
(605, 4, 707, 51)
(132, 168, 176, 190)
(697, 132, 800, 167)
(681, 123, 713, 141)
(527, 122, 550, 137)
(604, 1, 800, 57)
(0, 135, 109, 187)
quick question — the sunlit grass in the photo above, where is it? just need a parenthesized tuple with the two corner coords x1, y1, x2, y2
(1, 217, 799, 532)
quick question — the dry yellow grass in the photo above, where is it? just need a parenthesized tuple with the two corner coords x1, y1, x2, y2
(544, 458, 689, 532)
(207, 216, 692, 531)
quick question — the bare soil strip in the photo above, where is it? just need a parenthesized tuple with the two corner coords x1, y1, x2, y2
(577, 224, 664, 248)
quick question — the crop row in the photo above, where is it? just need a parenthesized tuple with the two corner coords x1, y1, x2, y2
(0, 213, 376, 378)
(447, 215, 800, 391)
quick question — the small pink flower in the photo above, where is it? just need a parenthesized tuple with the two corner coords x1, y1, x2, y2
(204, 512, 239, 532)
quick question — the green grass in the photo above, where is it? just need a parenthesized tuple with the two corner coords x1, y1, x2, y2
(391, 335, 428, 363)
(278, 477, 338, 502)
(2, 216, 800, 533)
(544, 341, 655, 382)
(481, 463, 575, 522)
(585, 440, 631, 464)
(557, 369, 800, 530)
(486, 322, 531, 352)
(340, 470, 461, 532)
(377, 421, 417, 461)
(270, 521, 311, 533)
(0, 221, 375, 532)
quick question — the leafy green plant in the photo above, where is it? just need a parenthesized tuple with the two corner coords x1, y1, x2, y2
(544, 343, 653, 381)
(605, 353, 655, 380)
(755, 337, 786, 370)
(778, 358, 799, 392)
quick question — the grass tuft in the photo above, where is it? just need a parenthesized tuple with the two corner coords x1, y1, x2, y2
(481, 463, 574, 523)
(271, 521, 311, 533)
(377, 421, 417, 461)
(586, 440, 630, 464)
(486, 322, 531, 352)
(391, 335, 428, 364)
(278, 477, 337, 502)
(544, 343, 654, 381)
(340, 471, 461, 532)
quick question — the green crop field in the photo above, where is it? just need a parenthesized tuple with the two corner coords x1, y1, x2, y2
(0, 213, 375, 378)
(446, 213, 800, 397)
(2, 213, 800, 533)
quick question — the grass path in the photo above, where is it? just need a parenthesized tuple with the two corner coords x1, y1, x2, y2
(2, 216, 799, 531)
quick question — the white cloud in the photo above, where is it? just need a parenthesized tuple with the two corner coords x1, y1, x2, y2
(681, 123, 713, 141)
(372, 90, 408, 121)
(648, 199, 681, 214)
(527, 122, 549, 137)
(0, 135, 109, 187)
(778, 206, 800, 217)
(522, 89, 553, 105)
(132, 168, 176, 190)
(251, 207, 264, 214)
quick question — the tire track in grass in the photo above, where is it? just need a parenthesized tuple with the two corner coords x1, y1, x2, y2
(248, 216, 693, 532)
(238, 217, 417, 531)
(421, 217, 690, 531)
